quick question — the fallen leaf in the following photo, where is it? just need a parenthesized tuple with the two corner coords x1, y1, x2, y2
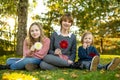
(115, 74, 120, 78)
(71, 73, 78, 78)
(58, 78, 65, 80)
(100, 69, 105, 74)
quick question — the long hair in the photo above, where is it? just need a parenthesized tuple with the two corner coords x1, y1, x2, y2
(81, 31, 94, 45)
(26, 22, 45, 48)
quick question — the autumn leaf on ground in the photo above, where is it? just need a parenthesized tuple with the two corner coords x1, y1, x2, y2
(2, 72, 38, 80)
(41, 75, 52, 80)
(63, 71, 68, 74)
(117, 66, 120, 70)
(100, 69, 105, 74)
(71, 73, 78, 78)
(82, 71, 87, 74)
(46, 75, 52, 80)
(58, 78, 65, 80)
(115, 73, 120, 78)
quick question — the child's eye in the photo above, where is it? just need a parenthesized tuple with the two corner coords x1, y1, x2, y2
(35, 29, 39, 31)
(31, 30, 34, 32)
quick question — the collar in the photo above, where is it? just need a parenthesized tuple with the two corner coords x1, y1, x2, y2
(56, 30, 72, 38)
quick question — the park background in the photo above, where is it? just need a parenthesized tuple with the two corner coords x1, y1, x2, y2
(0, 0, 120, 80)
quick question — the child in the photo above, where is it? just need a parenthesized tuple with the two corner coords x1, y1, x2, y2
(72, 31, 120, 71)
(0, 22, 50, 71)
(40, 13, 76, 70)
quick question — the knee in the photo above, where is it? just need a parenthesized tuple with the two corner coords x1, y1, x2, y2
(40, 61, 47, 69)
(43, 54, 54, 61)
(40, 61, 58, 70)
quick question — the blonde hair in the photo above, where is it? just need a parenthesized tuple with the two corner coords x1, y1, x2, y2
(26, 22, 45, 48)
(81, 31, 94, 45)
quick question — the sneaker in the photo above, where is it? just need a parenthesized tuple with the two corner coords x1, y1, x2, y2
(25, 63, 38, 71)
(107, 57, 120, 70)
(0, 64, 10, 70)
(90, 56, 99, 71)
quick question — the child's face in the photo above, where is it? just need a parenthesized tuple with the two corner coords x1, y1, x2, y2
(30, 25, 41, 40)
(61, 19, 72, 31)
(83, 34, 93, 46)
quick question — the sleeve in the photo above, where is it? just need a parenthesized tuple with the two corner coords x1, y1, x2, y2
(33, 37, 50, 59)
(23, 39, 33, 57)
(68, 34, 76, 61)
(48, 32, 55, 54)
(93, 46, 100, 56)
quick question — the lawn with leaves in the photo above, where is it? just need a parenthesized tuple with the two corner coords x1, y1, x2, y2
(0, 54, 120, 80)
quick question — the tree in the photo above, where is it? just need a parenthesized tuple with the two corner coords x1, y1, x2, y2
(17, 0, 28, 55)
(41, 0, 120, 53)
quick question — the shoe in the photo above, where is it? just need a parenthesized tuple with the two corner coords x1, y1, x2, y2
(90, 56, 99, 71)
(107, 57, 120, 70)
(0, 64, 10, 70)
(70, 61, 83, 69)
(25, 63, 38, 71)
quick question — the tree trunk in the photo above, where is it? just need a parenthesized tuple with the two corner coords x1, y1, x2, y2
(100, 38, 104, 54)
(17, 0, 28, 55)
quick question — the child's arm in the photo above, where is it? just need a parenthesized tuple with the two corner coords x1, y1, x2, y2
(48, 32, 56, 55)
(93, 46, 100, 56)
(33, 37, 50, 59)
(68, 35, 76, 61)
(23, 39, 33, 57)
(78, 46, 90, 60)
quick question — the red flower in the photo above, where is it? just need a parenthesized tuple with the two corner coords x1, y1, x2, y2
(59, 40, 68, 49)
(89, 52, 97, 57)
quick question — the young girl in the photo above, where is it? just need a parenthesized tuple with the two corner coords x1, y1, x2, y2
(75, 31, 120, 71)
(0, 22, 50, 71)
(40, 13, 76, 70)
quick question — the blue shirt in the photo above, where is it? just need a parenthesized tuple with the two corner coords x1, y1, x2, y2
(78, 45, 100, 61)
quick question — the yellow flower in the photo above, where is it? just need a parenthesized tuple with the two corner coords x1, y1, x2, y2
(2, 72, 38, 80)
(34, 42, 43, 50)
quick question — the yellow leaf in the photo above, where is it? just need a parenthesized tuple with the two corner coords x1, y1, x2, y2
(100, 69, 105, 74)
(63, 72, 68, 74)
(115, 74, 120, 78)
(58, 78, 65, 80)
(71, 73, 78, 78)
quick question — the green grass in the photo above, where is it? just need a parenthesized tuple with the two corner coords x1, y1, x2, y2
(0, 54, 120, 80)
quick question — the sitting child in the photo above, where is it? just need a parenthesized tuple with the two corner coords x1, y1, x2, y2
(71, 31, 120, 71)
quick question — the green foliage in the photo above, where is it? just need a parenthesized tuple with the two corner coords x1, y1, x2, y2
(0, 38, 15, 55)
(41, 0, 120, 37)
(0, 0, 18, 16)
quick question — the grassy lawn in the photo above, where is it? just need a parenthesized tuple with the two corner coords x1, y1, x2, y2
(0, 54, 120, 80)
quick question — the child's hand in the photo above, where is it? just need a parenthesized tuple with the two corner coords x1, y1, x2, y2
(54, 48, 62, 55)
(30, 45, 35, 52)
(68, 60, 73, 64)
(83, 42, 88, 49)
